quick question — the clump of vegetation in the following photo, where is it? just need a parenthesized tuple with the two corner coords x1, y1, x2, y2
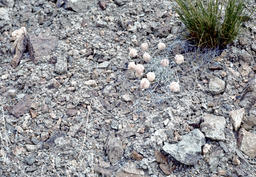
(174, 0, 246, 48)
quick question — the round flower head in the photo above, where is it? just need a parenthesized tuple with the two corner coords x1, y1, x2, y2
(128, 62, 136, 70)
(129, 48, 138, 58)
(140, 78, 150, 90)
(141, 42, 149, 51)
(135, 64, 144, 74)
(158, 42, 166, 50)
(143, 52, 151, 62)
(169, 81, 180, 93)
(175, 54, 184, 64)
(160, 59, 169, 67)
(147, 72, 155, 82)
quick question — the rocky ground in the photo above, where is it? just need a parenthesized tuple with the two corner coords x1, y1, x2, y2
(0, 0, 256, 176)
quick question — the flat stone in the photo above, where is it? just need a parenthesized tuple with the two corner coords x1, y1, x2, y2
(30, 34, 58, 60)
(209, 77, 225, 95)
(107, 136, 123, 164)
(64, 0, 94, 12)
(97, 61, 110, 69)
(200, 114, 226, 140)
(229, 108, 245, 131)
(162, 129, 205, 165)
(238, 128, 256, 158)
(10, 95, 32, 118)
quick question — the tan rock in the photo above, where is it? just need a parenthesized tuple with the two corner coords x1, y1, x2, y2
(229, 108, 245, 131)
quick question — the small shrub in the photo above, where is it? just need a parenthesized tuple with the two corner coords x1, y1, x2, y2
(174, 0, 246, 48)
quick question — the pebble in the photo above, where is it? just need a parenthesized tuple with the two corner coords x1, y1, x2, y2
(229, 108, 245, 131)
(25, 155, 36, 166)
(131, 150, 143, 161)
(55, 58, 67, 74)
(107, 136, 123, 164)
(162, 129, 205, 165)
(84, 80, 97, 86)
(200, 114, 226, 140)
(122, 94, 132, 102)
(209, 77, 226, 95)
(1, 74, 9, 80)
(238, 128, 256, 158)
(25, 144, 37, 152)
(7, 89, 16, 97)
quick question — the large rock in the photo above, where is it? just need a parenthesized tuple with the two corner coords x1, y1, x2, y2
(209, 77, 225, 95)
(229, 108, 245, 131)
(238, 129, 256, 158)
(200, 114, 226, 140)
(162, 129, 205, 165)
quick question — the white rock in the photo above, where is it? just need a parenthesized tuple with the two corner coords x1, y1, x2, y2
(229, 108, 245, 131)
(200, 114, 226, 140)
(84, 80, 97, 86)
(209, 77, 226, 95)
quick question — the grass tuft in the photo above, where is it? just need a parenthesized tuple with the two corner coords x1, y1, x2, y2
(174, 0, 246, 48)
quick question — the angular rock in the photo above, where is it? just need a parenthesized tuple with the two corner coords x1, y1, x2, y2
(229, 108, 245, 131)
(107, 136, 123, 164)
(10, 95, 32, 118)
(55, 57, 67, 74)
(238, 128, 256, 158)
(200, 114, 226, 140)
(30, 34, 58, 61)
(162, 129, 205, 165)
(209, 77, 225, 95)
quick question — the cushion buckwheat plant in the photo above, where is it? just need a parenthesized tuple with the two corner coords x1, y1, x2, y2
(174, 0, 247, 48)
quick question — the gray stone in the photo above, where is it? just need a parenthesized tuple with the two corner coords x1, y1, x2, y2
(209, 77, 225, 95)
(65, 0, 94, 12)
(55, 58, 67, 74)
(24, 155, 36, 165)
(200, 114, 226, 140)
(0, 8, 9, 21)
(238, 49, 253, 62)
(162, 129, 205, 165)
(238, 128, 256, 158)
(229, 108, 245, 131)
(252, 43, 256, 52)
(107, 136, 123, 164)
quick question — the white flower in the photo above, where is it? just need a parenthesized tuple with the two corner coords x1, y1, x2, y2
(135, 64, 144, 73)
(129, 48, 138, 58)
(141, 42, 149, 51)
(175, 54, 184, 64)
(169, 81, 180, 93)
(140, 78, 150, 89)
(160, 59, 169, 67)
(128, 62, 136, 70)
(143, 52, 151, 62)
(158, 42, 166, 50)
(147, 72, 155, 82)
